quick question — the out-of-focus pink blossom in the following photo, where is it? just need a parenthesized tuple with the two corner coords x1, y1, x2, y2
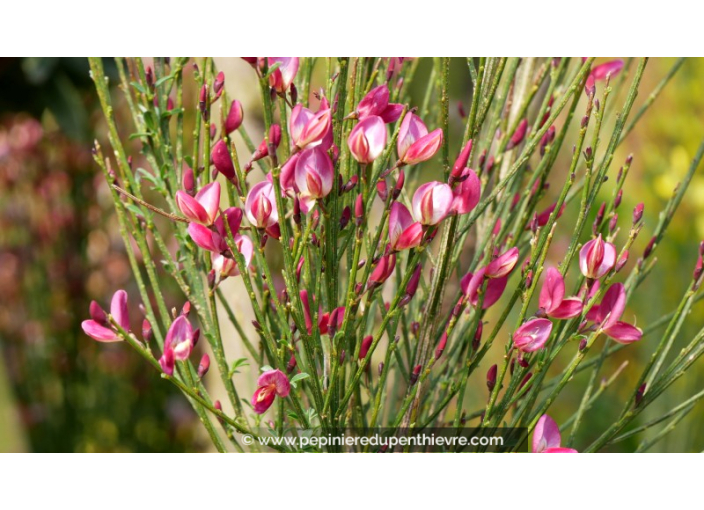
(460, 268, 508, 309)
(585, 59, 624, 93)
(252, 369, 291, 414)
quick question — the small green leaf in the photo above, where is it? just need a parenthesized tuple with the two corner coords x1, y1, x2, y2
(130, 81, 146, 95)
(289, 372, 310, 388)
(260, 365, 274, 372)
(154, 75, 173, 87)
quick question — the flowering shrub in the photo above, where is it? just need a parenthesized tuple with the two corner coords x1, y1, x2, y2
(86, 57, 704, 452)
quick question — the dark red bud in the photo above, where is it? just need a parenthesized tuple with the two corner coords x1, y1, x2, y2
(435, 331, 448, 360)
(89, 301, 109, 326)
(142, 319, 153, 343)
(506, 119, 528, 150)
(410, 365, 422, 386)
(633, 203, 644, 225)
(359, 335, 373, 360)
(635, 383, 646, 407)
(355, 194, 364, 225)
(486, 364, 498, 391)
(406, 264, 422, 299)
(376, 180, 388, 201)
(393, 170, 405, 199)
(339, 206, 351, 230)
(643, 236, 656, 260)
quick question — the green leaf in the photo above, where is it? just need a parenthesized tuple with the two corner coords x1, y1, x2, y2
(263, 62, 281, 79)
(154, 75, 173, 87)
(130, 81, 147, 95)
(289, 373, 310, 388)
(229, 358, 250, 378)
(260, 365, 274, 373)
(123, 203, 144, 218)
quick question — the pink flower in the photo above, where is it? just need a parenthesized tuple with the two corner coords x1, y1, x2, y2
(187, 207, 243, 253)
(211, 234, 254, 278)
(397, 115, 443, 166)
(280, 153, 300, 197)
(175, 181, 220, 226)
(397, 112, 427, 161)
(451, 168, 481, 215)
(587, 283, 642, 344)
(212, 139, 236, 181)
(579, 234, 616, 279)
(82, 290, 130, 342)
(268, 57, 299, 93)
(532, 414, 578, 453)
(485, 247, 519, 279)
(289, 105, 332, 151)
(355, 84, 403, 123)
(347, 116, 387, 164)
(460, 268, 508, 309)
(513, 318, 553, 353)
(159, 316, 195, 375)
(225, 100, 244, 134)
(295, 147, 334, 202)
(245, 181, 278, 229)
(252, 369, 291, 414)
(412, 181, 453, 226)
(538, 267, 583, 319)
(388, 202, 423, 252)
(585, 59, 624, 93)
(450, 140, 472, 182)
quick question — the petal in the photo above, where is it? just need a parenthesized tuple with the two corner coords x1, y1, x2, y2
(388, 202, 414, 248)
(194, 181, 221, 225)
(451, 168, 481, 215)
(599, 283, 626, 329)
(532, 414, 562, 453)
(403, 128, 443, 165)
(176, 190, 208, 224)
(539, 267, 565, 313)
(252, 386, 276, 414)
(257, 369, 291, 397)
(549, 297, 583, 320)
(110, 290, 130, 331)
(513, 318, 553, 353)
(543, 447, 578, 453)
(397, 112, 428, 160)
(395, 223, 424, 251)
(604, 321, 642, 344)
(81, 320, 119, 342)
(187, 222, 219, 252)
(380, 103, 403, 124)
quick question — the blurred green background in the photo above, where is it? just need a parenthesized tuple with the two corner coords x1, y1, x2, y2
(0, 57, 702, 452)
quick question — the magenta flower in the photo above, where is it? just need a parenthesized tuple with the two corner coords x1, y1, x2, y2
(188, 207, 243, 253)
(513, 318, 553, 353)
(451, 168, 481, 215)
(295, 147, 334, 202)
(347, 115, 387, 164)
(579, 234, 616, 279)
(225, 100, 244, 134)
(532, 414, 578, 453)
(211, 234, 254, 278)
(460, 268, 508, 309)
(397, 112, 427, 161)
(175, 181, 220, 226)
(586, 283, 642, 344)
(388, 202, 423, 252)
(245, 181, 278, 229)
(538, 267, 583, 319)
(355, 84, 403, 123)
(412, 181, 453, 226)
(289, 105, 332, 151)
(159, 316, 195, 375)
(280, 153, 300, 197)
(585, 59, 624, 93)
(485, 247, 519, 279)
(82, 290, 130, 342)
(212, 139, 236, 181)
(267, 57, 299, 93)
(397, 113, 443, 166)
(252, 369, 291, 414)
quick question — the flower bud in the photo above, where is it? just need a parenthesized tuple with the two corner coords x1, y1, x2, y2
(643, 236, 656, 260)
(225, 100, 244, 134)
(287, 352, 297, 373)
(339, 206, 351, 230)
(506, 119, 527, 150)
(359, 335, 373, 360)
(378, 362, 384, 376)
(486, 364, 498, 391)
(197, 353, 210, 379)
(212, 139, 236, 181)
(355, 193, 364, 226)
(635, 383, 646, 407)
(435, 331, 448, 360)
(410, 364, 422, 386)
(142, 319, 153, 344)
(633, 203, 644, 225)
